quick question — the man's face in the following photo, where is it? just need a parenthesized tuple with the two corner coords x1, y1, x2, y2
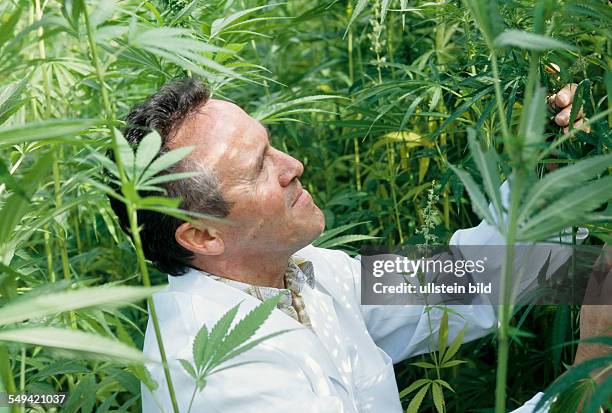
(174, 99, 325, 257)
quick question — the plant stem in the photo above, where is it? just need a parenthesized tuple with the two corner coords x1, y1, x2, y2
(18, 348, 25, 413)
(82, 3, 126, 183)
(43, 226, 55, 282)
(83, 6, 179, 413)
(0, 345, 17, 413)
(129, 205, 180, 413)
(187, 384, 198, 413)
(494, 172, 522, 413)
(35, 0, 76, 328)
(490, 52, 510, 149)
(347, 4, 361, 192)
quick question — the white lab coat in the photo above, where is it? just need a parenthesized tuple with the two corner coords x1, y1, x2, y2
(141, 182, 577, 412)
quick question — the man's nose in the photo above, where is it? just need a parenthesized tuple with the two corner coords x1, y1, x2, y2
(278, 153, 304, 187)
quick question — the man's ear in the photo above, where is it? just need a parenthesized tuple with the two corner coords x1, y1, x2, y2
(175, 222, 225, 256)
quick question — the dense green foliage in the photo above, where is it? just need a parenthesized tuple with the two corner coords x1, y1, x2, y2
(0, 0, 610, 412)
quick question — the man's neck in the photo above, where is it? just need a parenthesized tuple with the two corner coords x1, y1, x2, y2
(190, 251, 291, 289)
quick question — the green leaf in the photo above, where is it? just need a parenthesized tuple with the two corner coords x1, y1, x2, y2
(0, 286, 160, 326)
(605, 71, 612, 109)
(179, 359, 197, 380)
(0, 119, 97, 148)
(210, 294, 283, 369)
(520, 153, 612, 222)
(62, 374, 97, 413)
(211, 329, 292, 370)
(400, 96, 424, 130)
(346, 0, 370, 34)
(549, 378, 594, 413)
(0, 158, 25, 198)
(0, 151, 54, 248)
(135, 130, 162, 179)
(253, 95, 345, 123)
(115, 128, 135, 180)
(0, 3, 24, 49)
(463, 0, 504, 46)
(201, 303, 241, 370)
(431, 382, 445, 413)
(568, 80, 588, 131)
(0, 327, 148, 363)
(411, 361, 437, 369)
(405, 383, 431, 413)
(432, 87, 493, 139)
(520, 86, 547, 160)
(449, 165, 497, 228)
(551, 306, 569, 373)
(438, 310, 449, 360)
(442, 327, 465, 364)
(435, 379, 455, 393)
(537, 356, 612, 412)
(313, 221, 369, 246)
(193, 324, 209, 369)
(519, 175, 612, 241)
(128, 27, 238, 79)
(580, 335, 612, 347)
(140, 146, 195, 183)
(494, 30, 574, 51)
(441, 359, 467, 368)
(467, 129, 503, 225)
(210, 4, 280, 39)
(0, 79, 28, 126)
(142, 171, 201, 187)
(380, 0, 390, 24)
(399, 379, 431, 398)
(583, 375, 612, 413)
(315, 234, 378, 249)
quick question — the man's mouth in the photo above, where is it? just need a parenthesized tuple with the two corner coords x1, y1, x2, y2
(292, 182, 304, 207)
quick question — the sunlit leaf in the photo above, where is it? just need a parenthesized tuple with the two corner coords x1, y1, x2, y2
(0, 119, 97, 148)
(494, 30, 574, 51)
(0, 286, 160, 326)
(0, 327, 148, 363)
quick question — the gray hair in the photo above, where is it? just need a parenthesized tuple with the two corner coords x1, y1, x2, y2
(165, 157, 231, 218)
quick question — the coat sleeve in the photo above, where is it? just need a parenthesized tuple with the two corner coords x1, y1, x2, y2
(351, 180, 586, 364)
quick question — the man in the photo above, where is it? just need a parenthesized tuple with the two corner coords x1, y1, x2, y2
(112, 78, 600, 412)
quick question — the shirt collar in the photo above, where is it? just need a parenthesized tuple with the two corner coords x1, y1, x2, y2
(200, 257, 315, 322)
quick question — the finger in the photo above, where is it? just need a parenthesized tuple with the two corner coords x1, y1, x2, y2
(555, 105, 584, 126)
(563, 118, 591, 134)
(555, 83, 578, 108)
(547, 93, 559, 111)
(555, 105, 573, 126)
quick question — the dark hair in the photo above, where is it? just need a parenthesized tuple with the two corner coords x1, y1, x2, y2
(109, 78, 232, 276)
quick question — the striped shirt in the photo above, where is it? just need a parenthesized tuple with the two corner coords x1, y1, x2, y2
(208, 258, 315, 329)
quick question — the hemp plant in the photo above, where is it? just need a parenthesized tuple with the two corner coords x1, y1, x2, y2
(179, 294, 290, 413)
(453, 1, 612, 412)
(399, 181, 467, 413)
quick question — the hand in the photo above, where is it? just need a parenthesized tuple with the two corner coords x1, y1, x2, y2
(547, 82, 591, 135)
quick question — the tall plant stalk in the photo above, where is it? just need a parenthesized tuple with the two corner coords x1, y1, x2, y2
(82, 5, 180, 413)
(34, 0, 77, 328)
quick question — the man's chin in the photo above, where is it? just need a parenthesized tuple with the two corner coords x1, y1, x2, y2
(310, 209, 326, 242)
